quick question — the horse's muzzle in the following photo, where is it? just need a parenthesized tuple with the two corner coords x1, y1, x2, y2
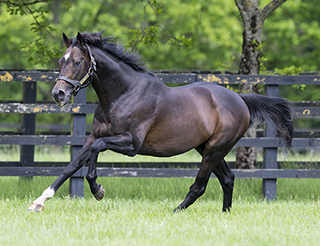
(52, 87, 70, 106)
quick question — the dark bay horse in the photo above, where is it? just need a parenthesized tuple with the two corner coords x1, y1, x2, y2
(28, 31, 293, 213)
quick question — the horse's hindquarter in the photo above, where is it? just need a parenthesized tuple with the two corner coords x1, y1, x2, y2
(200, 83, 251, 149)
(140, 83, 249, 157)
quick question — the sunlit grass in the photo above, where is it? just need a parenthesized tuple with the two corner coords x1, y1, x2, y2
(2, 146, 320, 245)
(1, 171, 320, 245)
(1, 193, 320, 245)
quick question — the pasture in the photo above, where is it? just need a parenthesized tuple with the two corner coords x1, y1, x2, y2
(1, 170, 320, 245)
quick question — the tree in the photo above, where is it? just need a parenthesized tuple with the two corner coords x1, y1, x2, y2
(234, 0, 287, 169)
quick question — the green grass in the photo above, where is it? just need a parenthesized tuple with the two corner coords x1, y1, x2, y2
(1, 198, 320, 246)
(1, 177, 320, 245)
(2, 147, 320, 245)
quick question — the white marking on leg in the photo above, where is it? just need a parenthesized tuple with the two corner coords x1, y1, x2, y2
(63, 51, 71, 61)
(33, 187, 55, 206)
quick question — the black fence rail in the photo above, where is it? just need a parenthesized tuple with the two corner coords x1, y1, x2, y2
(1, 70, 320, 200)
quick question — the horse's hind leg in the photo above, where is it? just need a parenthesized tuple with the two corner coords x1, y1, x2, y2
(173, 145, 235, 213)
(173, 159, 213, 213)
(212, 159, 235, 212)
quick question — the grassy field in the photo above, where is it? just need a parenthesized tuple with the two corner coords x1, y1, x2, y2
(1, 176, 320, 245)
(1, 147, 320, 245)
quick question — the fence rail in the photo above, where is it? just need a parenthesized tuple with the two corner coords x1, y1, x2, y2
(1, 102, 320, 116)
(1, 70, 320, 200)
(1, 167, 320, 179)
(1, 135, 320, 148)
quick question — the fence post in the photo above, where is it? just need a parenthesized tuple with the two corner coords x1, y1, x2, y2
(20, 81, 37, 179)
(69, 88, 87, 198)
(262, 84, 279, 201)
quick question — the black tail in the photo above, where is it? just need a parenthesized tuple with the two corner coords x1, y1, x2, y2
(240, 94, 293, 148)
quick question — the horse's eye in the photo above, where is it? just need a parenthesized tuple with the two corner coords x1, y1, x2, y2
(74, 61, 81, 67)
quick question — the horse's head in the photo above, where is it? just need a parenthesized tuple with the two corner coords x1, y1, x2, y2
(52, 32, 96, 106)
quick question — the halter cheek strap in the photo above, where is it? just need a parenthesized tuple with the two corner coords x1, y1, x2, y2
(57, 44, 97, 96)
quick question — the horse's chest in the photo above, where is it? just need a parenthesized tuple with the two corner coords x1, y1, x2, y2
(92, 121, 113, 138)
(92, 114, 130, 138)
(92, 106, 119, 137)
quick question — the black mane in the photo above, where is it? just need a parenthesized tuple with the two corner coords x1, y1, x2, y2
(71, 31, 153, 75)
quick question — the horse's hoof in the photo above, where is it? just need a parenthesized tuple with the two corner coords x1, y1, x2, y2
(94, 184, 105, 201)
(173, 206, 183, 213)
(27, 203, 44, 213)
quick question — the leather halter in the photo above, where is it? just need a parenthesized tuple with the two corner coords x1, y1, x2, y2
(56, 44, 97, 96)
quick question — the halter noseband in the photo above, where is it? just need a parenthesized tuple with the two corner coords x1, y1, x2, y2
(57, 44, 97, 96)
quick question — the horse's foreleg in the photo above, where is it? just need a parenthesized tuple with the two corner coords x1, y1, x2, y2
(212, 159, 235, 212)
(86, 133, 136, 200)
(27, 134, 96, 212)
(86, 146, 104, 201)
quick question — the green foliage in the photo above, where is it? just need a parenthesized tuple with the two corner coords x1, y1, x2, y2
(168, 35, 192, 48)
(1, 0, 320, 71)
(274, 66, 306, 92)
(0, 0, 243, 70)
(1, 0, 320, 72)
(215, 56, 235, 70)
(275, 65, 303, 76)
(262, 0, 320, 71)
(129, 25, 160, 47)
(2, 0, 62, 67)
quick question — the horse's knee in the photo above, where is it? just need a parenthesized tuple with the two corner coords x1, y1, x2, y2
(90, 143, 100, 155)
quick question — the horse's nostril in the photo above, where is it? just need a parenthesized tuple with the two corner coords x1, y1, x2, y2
(57, 90, 65, 98)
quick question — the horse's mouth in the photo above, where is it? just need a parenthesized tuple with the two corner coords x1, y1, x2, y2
(52, 94, 72, 106)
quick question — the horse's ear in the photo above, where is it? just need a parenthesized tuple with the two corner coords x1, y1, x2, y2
(63, 33, 71, 48)
(76, 32, 85, 46)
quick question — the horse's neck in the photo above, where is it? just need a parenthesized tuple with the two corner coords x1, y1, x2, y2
(91, 50, 137, 107)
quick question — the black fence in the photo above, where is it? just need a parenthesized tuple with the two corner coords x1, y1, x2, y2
(1, 70, 320, 200)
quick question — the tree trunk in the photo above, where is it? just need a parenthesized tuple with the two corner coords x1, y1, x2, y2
(234, 0, 286, 169)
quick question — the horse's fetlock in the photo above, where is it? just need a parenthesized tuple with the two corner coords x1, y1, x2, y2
(86, 173, 96, 182)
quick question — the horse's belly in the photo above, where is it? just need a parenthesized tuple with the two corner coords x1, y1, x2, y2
(137, 146, 179, 157)
(138, 141, 194, 157)
(139, 126, 210, 157)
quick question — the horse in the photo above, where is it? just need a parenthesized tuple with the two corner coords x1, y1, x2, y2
(28, 31, 293, 213)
